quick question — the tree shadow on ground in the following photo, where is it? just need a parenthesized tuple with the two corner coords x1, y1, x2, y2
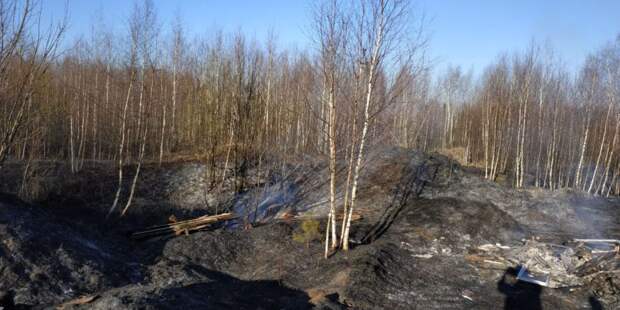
(589, 296, 603, 310)
(151, 264, 313, 309)
(360, 159, 438, 244)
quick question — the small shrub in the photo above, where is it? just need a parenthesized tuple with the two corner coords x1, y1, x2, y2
(293, 219, 321, 248)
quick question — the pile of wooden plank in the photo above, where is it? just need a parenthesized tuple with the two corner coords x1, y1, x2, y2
(275, 211, 362, 223)
(130, 212, 236, 240)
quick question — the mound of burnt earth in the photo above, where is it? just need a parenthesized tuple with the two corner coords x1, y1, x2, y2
(0, 160, 238, 225)
(0, 147, 618, 309)
(0, 194, 141, 308)
(425, 175, 620, 241)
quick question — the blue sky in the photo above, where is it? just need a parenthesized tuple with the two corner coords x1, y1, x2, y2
(45, 0, 620, 76)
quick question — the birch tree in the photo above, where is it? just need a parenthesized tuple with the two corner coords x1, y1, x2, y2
(342, 0, 423, 250)
(312, 0, 348, 256)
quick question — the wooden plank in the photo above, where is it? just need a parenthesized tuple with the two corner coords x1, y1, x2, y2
(130, 212, 236, 239)
(574, 239, 620, 244)
(56, 295, 98, 309)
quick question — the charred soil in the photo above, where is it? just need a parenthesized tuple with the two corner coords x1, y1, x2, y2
(0, 148, 618, 309)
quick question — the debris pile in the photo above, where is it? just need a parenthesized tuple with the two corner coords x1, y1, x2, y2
(510, 241, 586, 287)
(469, 239, 619, 302)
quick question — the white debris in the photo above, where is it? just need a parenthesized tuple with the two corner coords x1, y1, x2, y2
(517, 266, 550, 287)
(411, 254, 433, 259)
(478, 244, 498, 251)
(461, 294, 474, 302)
(495, 243, 511, 249)
(461, 289, 475, 302)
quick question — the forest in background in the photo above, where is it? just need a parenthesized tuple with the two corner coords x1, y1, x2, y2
(1, 0, 618, 209)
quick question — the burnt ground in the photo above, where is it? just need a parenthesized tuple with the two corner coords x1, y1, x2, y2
(0, 147, 618, 309)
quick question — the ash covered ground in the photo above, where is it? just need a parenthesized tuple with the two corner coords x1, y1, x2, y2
(0, 147, 618, 309)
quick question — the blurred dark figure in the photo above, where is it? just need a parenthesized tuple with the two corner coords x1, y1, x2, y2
(589, 296, 603, 310)
(497, 267, 542, 310)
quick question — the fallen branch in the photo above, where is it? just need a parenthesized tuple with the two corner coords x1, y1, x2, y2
(130, 212, 236, 240)
(56, 295, 98, 309)
(574, 239, 620, 244)
(582, 269, 620, 281)
(287, 212, 362, 223)
(245, 211, 362, 228)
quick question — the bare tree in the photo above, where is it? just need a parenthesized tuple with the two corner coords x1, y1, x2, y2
(108, 0, 159, 217)
(0, 0, 65, 170)
(342, 0, 425, 250)
(311, 0, 348, 256)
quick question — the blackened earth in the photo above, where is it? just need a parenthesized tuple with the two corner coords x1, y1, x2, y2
(0, 148, 618, 309)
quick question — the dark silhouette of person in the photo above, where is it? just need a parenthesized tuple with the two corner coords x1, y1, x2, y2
(497, 267, 542, 310)
(589, 296, 603, 310)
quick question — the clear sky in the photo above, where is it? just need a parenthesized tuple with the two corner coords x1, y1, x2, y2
(45, 0, 620, 76)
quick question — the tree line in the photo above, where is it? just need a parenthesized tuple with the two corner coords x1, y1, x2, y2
(0, 0, 618, 251)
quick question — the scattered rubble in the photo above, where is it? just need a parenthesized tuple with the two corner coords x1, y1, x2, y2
(469, 240, 619, 289)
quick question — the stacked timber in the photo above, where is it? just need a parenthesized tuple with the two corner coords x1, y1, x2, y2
(130, 212, 236, 240)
